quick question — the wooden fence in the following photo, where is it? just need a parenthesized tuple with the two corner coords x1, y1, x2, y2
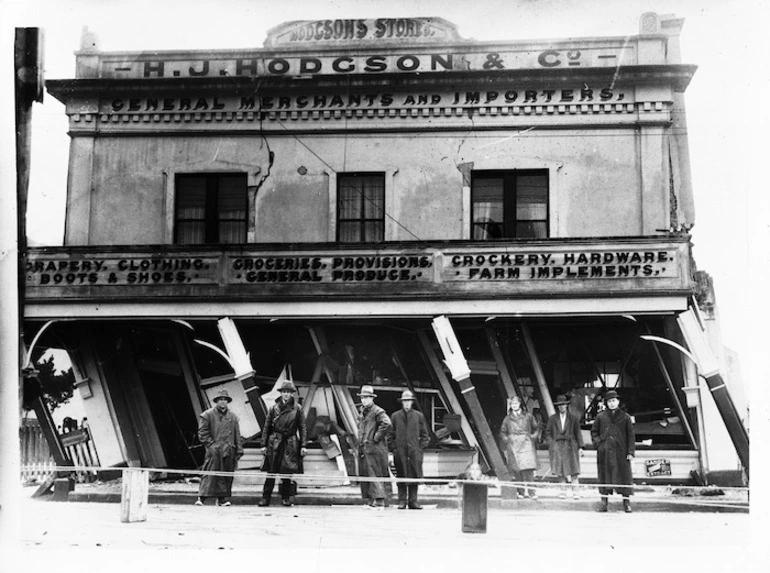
(20, 418, 100, 483)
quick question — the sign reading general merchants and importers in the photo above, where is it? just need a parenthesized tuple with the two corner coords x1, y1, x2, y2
(25, 240, 690, 301)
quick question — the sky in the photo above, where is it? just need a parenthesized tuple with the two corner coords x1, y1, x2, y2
(2, 0, 769, 564)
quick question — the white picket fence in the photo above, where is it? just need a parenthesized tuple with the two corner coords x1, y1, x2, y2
(20, 461, 57, 483)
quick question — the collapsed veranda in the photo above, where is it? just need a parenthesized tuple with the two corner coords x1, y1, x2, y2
(25, 14, 747, 488)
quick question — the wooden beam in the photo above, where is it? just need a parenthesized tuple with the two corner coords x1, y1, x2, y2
(420, 327, 509, 481)
(301, 355, 326, 416)
(520, 323, 555, 418)
(308, 327, 359, 439)
(484, 327, 517, 399)
(455, 374, 511, 481)
(417, 330, 478, 450)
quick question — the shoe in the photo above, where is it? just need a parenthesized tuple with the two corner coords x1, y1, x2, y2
(558, 493, 567, 499)
(573, 494, 581, 500)
(529, 494, 538, 500)
(596, 498, 608, 513)
(194, 499, 203, 506)
(221, 501, 231, 507)
(372, 500, 385, 511)
(281, 499, 293, 507)
(623, 500, 632, 513)
(258, 499, 270, 507)
(398, 504, 407, 509)
(407, 503, 422, 510)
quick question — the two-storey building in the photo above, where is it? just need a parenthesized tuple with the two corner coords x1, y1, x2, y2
(26, 13, 747, 484)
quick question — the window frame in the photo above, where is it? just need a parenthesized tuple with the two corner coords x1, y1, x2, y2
(174, 172, 248, 245)
(470, 169, 550, 240)
(336, 172, 386, 243)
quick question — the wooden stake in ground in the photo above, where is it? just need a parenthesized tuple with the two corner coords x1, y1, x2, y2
(120, 469, 149, 523)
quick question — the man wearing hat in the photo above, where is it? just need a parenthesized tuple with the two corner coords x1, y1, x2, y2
(591, 390, 635, 513)
(389, 390, 430, 509)
(356, 385, 392, 509)
(544, 394, 585, 499)
(195, 388, 243, 506)
(258, 380, 307, 507)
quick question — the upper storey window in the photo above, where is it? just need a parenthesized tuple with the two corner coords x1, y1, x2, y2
(174, 173, 248, 244)
(471, 170, 549, 239)
(337, 173, 385, 242)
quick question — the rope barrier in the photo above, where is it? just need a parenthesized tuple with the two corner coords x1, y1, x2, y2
(36, 464, 749, 510)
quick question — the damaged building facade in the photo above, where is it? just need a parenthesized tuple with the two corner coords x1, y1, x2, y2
(26, 14, 748, 486)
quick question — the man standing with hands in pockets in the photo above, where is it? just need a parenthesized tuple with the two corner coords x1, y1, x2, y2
(389, 389, 430, 510)
(591, 390, 635, 513)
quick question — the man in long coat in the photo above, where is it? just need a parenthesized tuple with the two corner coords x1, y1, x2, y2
(259, 380, 307, 507)
(500, 395, 540, 499)
(591, 390, 635, 513)
(389, 390, 430, 510)
(196, 388, 243, 506)
(545, 394, 584, 499)
(356, 385, 392, 509)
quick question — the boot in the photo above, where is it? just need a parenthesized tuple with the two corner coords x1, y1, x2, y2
(596, 496, 608, 512)
(623, 497, 632, 513)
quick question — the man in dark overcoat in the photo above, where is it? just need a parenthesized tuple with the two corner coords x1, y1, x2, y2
(591, 390, 635, 513)
(388, 390, 430, 510)
(196, 388, 243, 506)
(258, 380, 307, 507)
(356, 385, 392, 509)
(545, 393, 584, 499)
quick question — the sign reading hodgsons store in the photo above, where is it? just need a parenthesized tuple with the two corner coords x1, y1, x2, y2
(100, 18, 635, 80)
(26, 243, 686, 299)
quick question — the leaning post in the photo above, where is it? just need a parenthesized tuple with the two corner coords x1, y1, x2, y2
(120, 468, 149, 523)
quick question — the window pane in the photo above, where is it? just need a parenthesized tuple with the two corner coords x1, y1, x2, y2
(177, 222, 205, 244)
(363, 221, 384, 242)
(219, 221, 245, 244)
(362, 177, 384, 219)
(177, 177, 207, 220)
(516, 174, 548, 221)
(472, 177, 504, 239)
(218, 176, 247, 220)
(338, 221, 361, 242)
(339, 183, 362, 219)
(516, 221, 548, 238)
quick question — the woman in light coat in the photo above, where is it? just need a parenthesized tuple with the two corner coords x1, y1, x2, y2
(499, 395, 540, 498)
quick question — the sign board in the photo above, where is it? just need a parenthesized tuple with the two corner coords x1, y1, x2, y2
(25, 239, 691, 302)
(644, 458, 672, 477)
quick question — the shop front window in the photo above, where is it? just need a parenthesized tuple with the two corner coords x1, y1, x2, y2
(337, 173, 385, 242)
(471, 170, 548, 239)
(174, 173, 248, 244)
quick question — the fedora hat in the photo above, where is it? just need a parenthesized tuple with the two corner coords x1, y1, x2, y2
(213, 389, 232, 403)
(398, 390, 416, 402)
(553, 394, 570, 405)
(278, 380, 296, 393)
(357, 385, 377, 398)
(604, 390, 620, 401)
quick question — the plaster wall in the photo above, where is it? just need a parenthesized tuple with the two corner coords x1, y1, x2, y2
(68, 127, 665, 245)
